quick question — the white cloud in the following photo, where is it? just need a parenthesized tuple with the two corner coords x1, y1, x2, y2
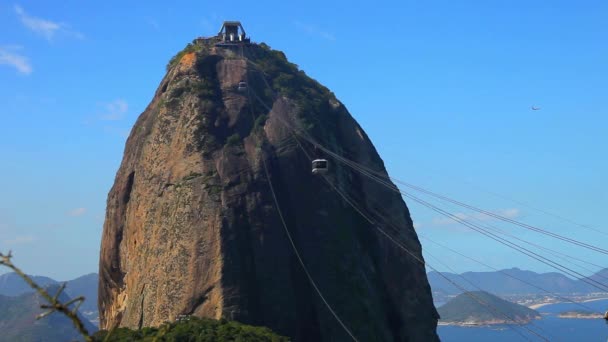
(67, 208, 87, 217)
(100, 99, 129, 121)
(0, 46, 32, 74)
(432, 213, 469, 226)
(294, 21, 335, 41)
(15, 5, 83, 41)
(4, 235, 35, 245)
(429, 208, 522, 227)
(498, 208, 521, 219)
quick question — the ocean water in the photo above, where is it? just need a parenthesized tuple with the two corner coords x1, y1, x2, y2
(437, 299, 608, 341)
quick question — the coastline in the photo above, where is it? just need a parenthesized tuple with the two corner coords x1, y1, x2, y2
(438, 317, 537, 327)
(528, 296, 608, 310)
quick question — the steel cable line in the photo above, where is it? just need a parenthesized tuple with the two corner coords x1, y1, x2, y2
(241, 56, 608, 292)
(332, 161, 608, 292)
(414, 197, 608, 282)
(322, 175, 603, 313)
(286, 131, 608, 292)
(240, 50, 608, 254)
(316, 157, 546, 341)
(423, 251, 556, 341)
(479, 224, 608, 282)
(420, 236, 601, 313)
(463, 181, 607, 236)
(239, 46, 359, 342)
(240, 84, 608, 258)
(344, 187, 605, 312)
(288, 134, 549, 341)
(299, 140, 608, 256)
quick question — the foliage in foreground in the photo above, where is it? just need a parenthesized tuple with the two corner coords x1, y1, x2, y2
(93, 316, 290, 342)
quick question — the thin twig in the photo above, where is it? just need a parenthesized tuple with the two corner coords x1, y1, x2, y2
(0, 251, 93, 342)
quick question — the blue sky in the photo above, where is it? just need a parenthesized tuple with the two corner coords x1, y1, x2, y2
(0, 1, 606, 280)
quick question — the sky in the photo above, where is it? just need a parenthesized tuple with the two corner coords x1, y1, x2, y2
(0, 0, 606, 280)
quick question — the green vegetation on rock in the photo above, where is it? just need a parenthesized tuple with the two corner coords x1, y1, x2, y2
(226, 133, 241, 146)
(93, 317, 289, 342)
(167, 42, 202, 71)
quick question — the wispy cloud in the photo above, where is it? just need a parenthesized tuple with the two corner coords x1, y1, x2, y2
(4, 235, 36, 245)
(14, 5, 84, 41)
(294, 21, 335, 41)
(0, 46, 32, 74)
(429, 208, 522, 227)
(100, 99, 129, 121)
(67, 207, 87, 217)
(431, 213, 469, 226)
(497, 208, 521, 219)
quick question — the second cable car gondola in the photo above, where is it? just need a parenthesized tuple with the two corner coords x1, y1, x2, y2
(237, 81, 247, 92)
(312, 159, 328, 175)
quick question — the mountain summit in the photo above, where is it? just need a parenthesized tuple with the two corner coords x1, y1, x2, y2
(99, 26, 438, 341)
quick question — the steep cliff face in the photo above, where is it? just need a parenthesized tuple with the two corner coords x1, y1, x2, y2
(99, 39, 439, 341)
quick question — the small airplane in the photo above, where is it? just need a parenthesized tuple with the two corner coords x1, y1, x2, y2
(531, 106, 541, 111)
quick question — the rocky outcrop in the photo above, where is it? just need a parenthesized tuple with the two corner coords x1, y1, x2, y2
(99, 39, 439, 341)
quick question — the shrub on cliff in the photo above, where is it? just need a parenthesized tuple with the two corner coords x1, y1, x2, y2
(92, 316, 289, 341)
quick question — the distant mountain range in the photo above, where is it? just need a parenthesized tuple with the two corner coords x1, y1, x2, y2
(428, 268, 608, 296)
(0, 284, 97, 342)
(0, 272, 99, 326)
(438, 291, 541, 325)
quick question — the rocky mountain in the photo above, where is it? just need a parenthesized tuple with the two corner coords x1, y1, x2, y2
(98, 37, 439, 341)
(0, 285, 97, 342)
(438, 291, 541, 325)
(0, 272, 99, 326)
(428, 268, 608, 296)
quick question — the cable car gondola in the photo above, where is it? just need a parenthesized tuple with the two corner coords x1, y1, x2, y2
(237, 81, 247, 92)
(312, 159, 328, 175)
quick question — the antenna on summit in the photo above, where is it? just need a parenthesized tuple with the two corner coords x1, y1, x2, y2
(216, 21, 250, 47)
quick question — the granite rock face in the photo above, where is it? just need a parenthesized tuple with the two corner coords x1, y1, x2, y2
(99, 40, 439, 341)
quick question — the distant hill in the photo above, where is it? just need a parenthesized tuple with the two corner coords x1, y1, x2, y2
(428, 268, 608, 296)
(0, 273, 57, 296)
(438, 291, 540, 325)
(63, 273, 99, 324)
(0, 272, 99, 326)
(0, 284, 97, 341)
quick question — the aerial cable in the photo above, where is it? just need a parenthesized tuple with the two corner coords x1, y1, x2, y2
(420, 236, 601, 313)
(309, 149, 546, 341)
(479, 223, 608, 282)
(463, 182, 607, 236)
(291, 134, 547, 340)
(307, 146, 602, 315)
(239, 46, 359, 342)
(239, 48, 608, 290)
(332, 180, 604, 312)
(419, 197, 608, 280)
(240, 84, 608, 258)
(303, 142, 608, 256)
(305, 155, 608, 292)
(423, 250, 554, 341)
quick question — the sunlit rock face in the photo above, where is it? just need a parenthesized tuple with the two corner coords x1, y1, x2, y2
(99, 40, 439, 341)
